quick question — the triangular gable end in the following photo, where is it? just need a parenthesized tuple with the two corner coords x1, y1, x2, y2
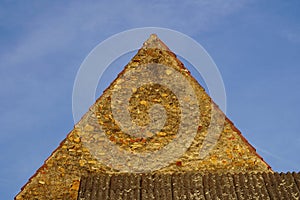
(16, 34, 271, 200)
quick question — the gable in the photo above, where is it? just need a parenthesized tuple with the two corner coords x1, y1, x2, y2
(16, 34, 271, 200)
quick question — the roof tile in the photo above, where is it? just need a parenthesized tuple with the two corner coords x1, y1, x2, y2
(78, 172, 300, 200)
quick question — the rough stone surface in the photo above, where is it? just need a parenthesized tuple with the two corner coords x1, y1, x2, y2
(15, 34, 271, 200)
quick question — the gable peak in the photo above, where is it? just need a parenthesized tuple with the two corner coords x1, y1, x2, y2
(142, 34, 171, 51)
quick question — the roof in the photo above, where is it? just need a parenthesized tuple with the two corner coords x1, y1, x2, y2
(78, 172, 300, 200)
(16, 34, 272, 199)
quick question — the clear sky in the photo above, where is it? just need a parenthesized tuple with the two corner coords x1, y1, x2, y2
(1, 1, 300, 199)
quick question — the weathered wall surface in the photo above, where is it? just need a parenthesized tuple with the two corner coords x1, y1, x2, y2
(16, 35, 271, 200)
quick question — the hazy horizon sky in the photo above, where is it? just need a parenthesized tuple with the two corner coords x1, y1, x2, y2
(1, 1, 299, 199)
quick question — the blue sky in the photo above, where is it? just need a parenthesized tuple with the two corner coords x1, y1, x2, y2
(1, 1, 300, 199)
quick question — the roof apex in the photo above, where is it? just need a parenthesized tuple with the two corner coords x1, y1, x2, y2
(142, 34, 171, 51)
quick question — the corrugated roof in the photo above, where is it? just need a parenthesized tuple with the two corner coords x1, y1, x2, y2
(78, 172, 300, 200)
